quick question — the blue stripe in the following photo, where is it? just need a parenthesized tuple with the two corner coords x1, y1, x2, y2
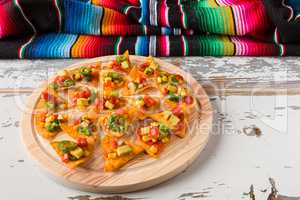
(63, 0, 102, 35)
(23, 33, 77, 58)
(135, 36, 149, 56)
(139, 0, 149, 24)
(288, 0, 300, 12)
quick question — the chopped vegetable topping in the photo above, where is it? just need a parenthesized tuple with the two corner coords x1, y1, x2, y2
(116, 145, 133, 156)
(144, 67, 154, 75)
(58, 141, 78, 154)
(44, 114, 62, 132)
(167, 93, 180, 102)
(45, 119, 60, 132)
(116, 55, 127, 64)
(63, 79, 75, 87)
(108, 115, 128, 133)
(88, 89, 97, 104)
(80, 66, 92, 81)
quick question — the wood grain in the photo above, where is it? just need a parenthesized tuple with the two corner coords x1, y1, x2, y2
(1, 57, 300, 96)
(21, 56, 213, 193)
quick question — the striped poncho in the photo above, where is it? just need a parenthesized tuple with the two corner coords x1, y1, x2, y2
(0, 0, 299, 58)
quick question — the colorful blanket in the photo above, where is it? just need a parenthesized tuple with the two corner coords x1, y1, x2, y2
(0, 0, 299, 58)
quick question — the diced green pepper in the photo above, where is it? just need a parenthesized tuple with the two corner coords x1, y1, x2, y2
(45, 120, 60, 132)
(168, 93, 180, 102)
(144, 67, 154, 75)
(57, 141, 77, 154)
(108, 115, 127, 133)
(80, 66, 92, 81)
(77, 126, 92, 136)
(63, 79, 75, 87)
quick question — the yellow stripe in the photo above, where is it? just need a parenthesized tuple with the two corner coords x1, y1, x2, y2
(207, 0, 219, 7)
(221, 36, 234, 55)
(225, 7, 235, 35)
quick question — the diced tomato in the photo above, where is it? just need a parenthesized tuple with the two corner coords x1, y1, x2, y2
(55, 76, 65, 85)
(144, 95, 156, 107)
(172, 106, 183, 116)
(41, 91, 49, 100)
(137, 76, 146, 84)
(77, 138, 88, 148)
(184, 96, 194, 105)
(139, 63, 149, 71)
(150, 127, 159, 138)
(176, 74, 184, 81)
(110, 96, 118, 105)
(94, 98, 103, 109)
(52, 114, 58, 120)
(146, 140, 154, 145)
(91, 67, 99, 77)
(110, 139, 118, 149)
(162, 87, 168, 95)
(41, 91, 57, 103)
(115, 108, 126, 115)
(81, 89, 91, 98)
(112, 64, 122, 72)
(62, 154, 69, 163)
(74, 117, 81, 125)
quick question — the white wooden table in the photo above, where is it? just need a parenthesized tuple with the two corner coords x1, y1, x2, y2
(1, 57, 300, 200)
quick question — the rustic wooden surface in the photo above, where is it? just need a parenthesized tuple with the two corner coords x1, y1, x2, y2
(1, 57, 300, 199)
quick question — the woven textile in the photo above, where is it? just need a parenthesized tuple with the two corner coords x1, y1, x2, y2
(0, 0, 299, 58)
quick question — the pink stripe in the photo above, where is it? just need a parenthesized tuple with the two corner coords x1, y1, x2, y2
(232, 1, 268, 36)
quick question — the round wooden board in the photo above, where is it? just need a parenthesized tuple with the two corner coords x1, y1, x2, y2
(21, 56, 213, 193)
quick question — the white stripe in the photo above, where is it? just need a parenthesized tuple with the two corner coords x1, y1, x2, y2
(53, 0, 62, 32)
(117, 37, 123, 54)
(15, 0, 36, 34)
(124, 6, 134, 15)
(149, 0, 158, 26)
(282, 0, 294, 21)
(149, 36, 156, 56)
(15, 0, 37, 58)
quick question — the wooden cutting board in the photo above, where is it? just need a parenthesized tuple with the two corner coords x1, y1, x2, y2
(21, 56, 213, 193)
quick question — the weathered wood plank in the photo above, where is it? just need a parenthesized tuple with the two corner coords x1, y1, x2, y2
(0, 57, 299, 95)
